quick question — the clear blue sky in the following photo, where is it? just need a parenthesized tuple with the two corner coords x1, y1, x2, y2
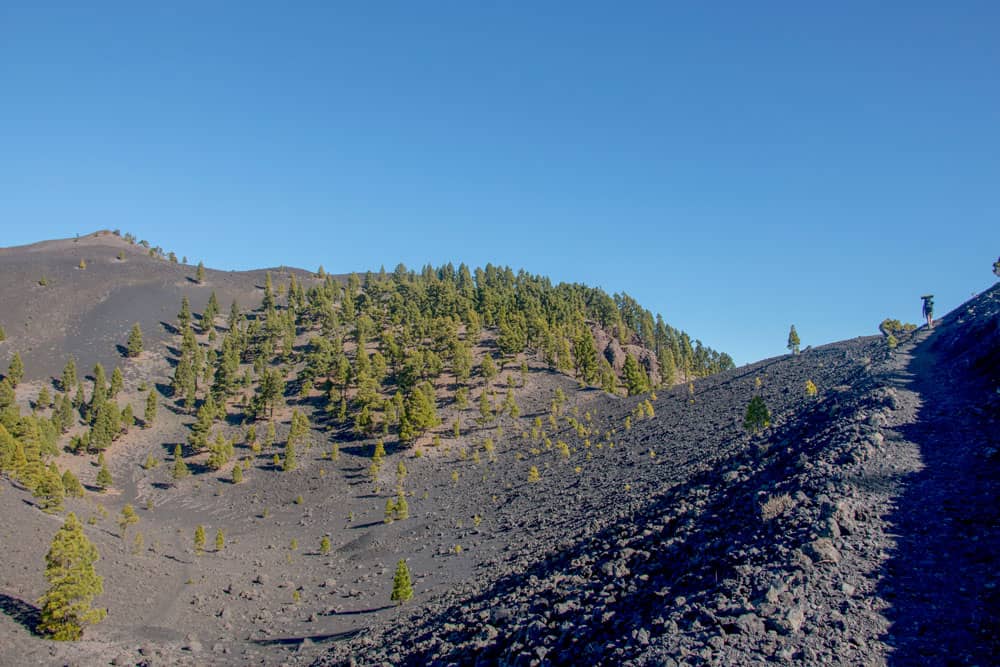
(2, 2, 997, 365)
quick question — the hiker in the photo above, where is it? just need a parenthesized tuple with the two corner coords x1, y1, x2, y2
(921, 295, 934, 328)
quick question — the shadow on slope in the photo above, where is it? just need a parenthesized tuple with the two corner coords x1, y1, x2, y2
(877, 284, 1000, 666)
(0, 592, 42, 637)
(325, 365, 883, 666)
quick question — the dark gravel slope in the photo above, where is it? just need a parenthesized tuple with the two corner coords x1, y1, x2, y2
(316, 284, 999, 667)
(0, 230, 316, 381)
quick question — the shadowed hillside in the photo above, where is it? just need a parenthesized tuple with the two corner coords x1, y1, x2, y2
(0, 231, 995, 666)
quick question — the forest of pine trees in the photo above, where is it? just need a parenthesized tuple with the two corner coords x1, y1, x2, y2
(0, 255, 732, 508)
(156, 263, 732, 460)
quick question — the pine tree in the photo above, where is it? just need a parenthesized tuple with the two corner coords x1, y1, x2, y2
(573, 328, 599, 385)
(400, 383, 440, 442)
(126, 323, 143, 357)
(0, 423, 17, 473)
(320, 535, 331, 554)
(55, 393, 74, 433)
(188, 394, 217, 452)
(0, 324, 5, 341)
(61, 469, 84, 498)
(178, 296, 192, 330)
(121, 403, 134, 432)
(262, 271, 275, 312)
(36, 386, 52, 411)
(660, 349, 677, 387)
(193, 525, 206, 555)
(72, 380, 85, 410)
(254, 368, 284, 420)
(787, 325, 800, 355)
(0, 378, 14, 412)
(95, 464, 112, 491)
(215, 529, 225, 551)
(480, 355, 497, 387)
(207, 432, 234, 470)
(744, 396, 771, 434)
(203, 291, 219, 329)
(61, 358, 78, 393)
(196, 261, 206, 284)
(37, 513, 106, 640)
(394, 492, 409, 520)
(7, 352, 24, 387)
(144, 390, 157, 428)
(287, 409, 310, 450)
(232, 464, 243, 484)
(118, 504, 139, 538)
(88, 363, 107, 422)
(622, 354, 649, 396)
(171, 444, 189, 480)
(87, 402, 119, 452)
(34, 464, 66, 514)
(282, 437, 297, 472)
(477, 388, 493, 425)
(390, 559, 413, 604)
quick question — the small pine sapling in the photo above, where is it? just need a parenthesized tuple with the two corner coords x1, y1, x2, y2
(193, 525, 206, 555)
(390, 559, 413, 605)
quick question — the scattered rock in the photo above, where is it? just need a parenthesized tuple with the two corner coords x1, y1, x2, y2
(806, 538, 841, 565)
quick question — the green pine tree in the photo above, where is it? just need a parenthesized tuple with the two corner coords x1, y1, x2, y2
(480, 355, 497, 387)
(744, 396, 771, 434)
(37, 514, 106, 640)
(282, 437, 297, 472)
(196, 261, 206, 283)
(126, 323, 143, 357)
(61, 358, 78, 393)
(7, 352, 24, 387)
(320, 535, 331, 554)
(61, 469, 84, 498)
(118, 504, 139, 537)
(390, 559, 413, 604)
(34, 464, 66, 514)
(178, 296, 192, 330)
(143, 390, 157, 428)
(622, 353, 649, 396)
(215, 529, 225, 551)
(573, 328, 599, 385)
(787, 325, 800, 355)
(108, 366, 125, 398)
(121, 403, 134, 432)
(193, 525, 206, 555)
(188, 394, 217, 452)
(171, 444, 190, 480)
(477, 388, 493, 425)
(95, 464, 112, 491)
(394, 492, 409, 520)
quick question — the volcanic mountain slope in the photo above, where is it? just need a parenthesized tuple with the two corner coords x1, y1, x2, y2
(0, 231, 994, 666)
(0, 232, 731, 666)
(0, 230, 308, 381)
(315, 284, 999, 667)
